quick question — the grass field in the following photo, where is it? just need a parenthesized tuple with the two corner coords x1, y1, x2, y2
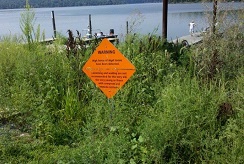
(0, 5, 244, 163)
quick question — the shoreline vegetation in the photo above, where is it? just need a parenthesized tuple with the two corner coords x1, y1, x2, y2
(0, 1, 244, 163)
(0, 0, 240, 9)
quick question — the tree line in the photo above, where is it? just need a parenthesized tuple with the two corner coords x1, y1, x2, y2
(0, 0, 208, 9)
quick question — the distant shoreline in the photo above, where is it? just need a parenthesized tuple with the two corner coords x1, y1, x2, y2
(0, 1, 204, 10)
(0, 1, 242, 11)
(0, 1, 242, 10)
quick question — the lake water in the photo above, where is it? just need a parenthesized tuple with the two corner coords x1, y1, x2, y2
(0, 2, 243, 40)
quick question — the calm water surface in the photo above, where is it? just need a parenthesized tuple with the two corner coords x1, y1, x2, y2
(0, 2, 243, 40)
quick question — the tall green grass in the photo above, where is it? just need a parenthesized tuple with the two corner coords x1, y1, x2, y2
(0, 21, 243, 163)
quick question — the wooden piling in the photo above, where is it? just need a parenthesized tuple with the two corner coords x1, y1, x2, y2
(163, 0, 168, 39)
(51, 11, 56, 38)
(89, 14, 92, 35)
(126, 21, 129, 34)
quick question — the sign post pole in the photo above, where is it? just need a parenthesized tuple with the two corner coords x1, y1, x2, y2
(108, 98, 115, 124)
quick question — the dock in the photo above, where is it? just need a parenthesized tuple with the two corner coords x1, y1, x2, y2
(42, 32, 203, 47)
(39, 38, 56, 44)
(172, 32, 204, 46)
(82, 35, 119, 44)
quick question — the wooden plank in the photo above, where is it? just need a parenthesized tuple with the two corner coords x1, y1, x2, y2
(172, 32, 203, 46)
(39, 38, 55, 44)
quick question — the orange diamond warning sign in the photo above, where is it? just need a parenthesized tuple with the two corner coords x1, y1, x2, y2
(82, 39, 136, 98)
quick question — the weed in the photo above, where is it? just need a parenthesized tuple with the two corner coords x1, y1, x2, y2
(0, 4, 243, 162)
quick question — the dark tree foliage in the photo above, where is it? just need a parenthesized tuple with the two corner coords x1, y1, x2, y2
(0, 0, 219, 9)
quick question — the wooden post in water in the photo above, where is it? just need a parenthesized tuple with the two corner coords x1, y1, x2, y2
(163, 0, 168, 39)
(89, 14, 92, 36)
(51, 11, 57, 38)
(212, 0, 218, 34)
(126, 21, 129, 34)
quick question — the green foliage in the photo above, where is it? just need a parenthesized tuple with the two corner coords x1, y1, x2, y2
(192, 7, 244, 81)
(139, 76, 220, 163)
(0, 0, 206, 9)
(0, 16, 243, 163)
(20, 1, 45, 49)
